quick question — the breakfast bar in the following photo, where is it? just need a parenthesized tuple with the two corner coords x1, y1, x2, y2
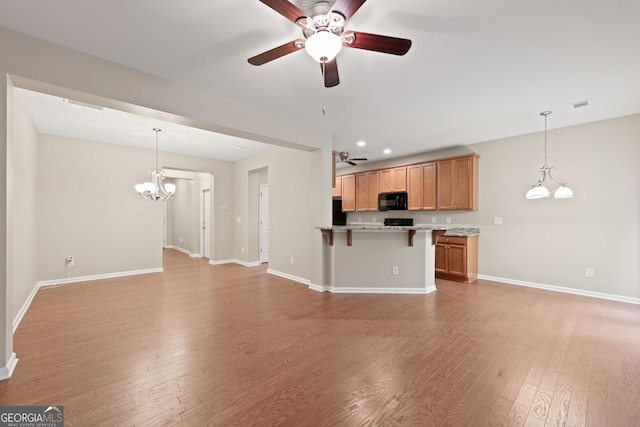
(315, 225, 479, 294)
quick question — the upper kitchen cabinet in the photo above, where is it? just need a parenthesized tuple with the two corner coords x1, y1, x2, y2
(436, 154, 479, 211)
(407, 162, 436, 210)
(356, 171, 378, 211)
(378, 167, 407, 193)
(341, 174, 356, 212)
(332, 175, 342, 198)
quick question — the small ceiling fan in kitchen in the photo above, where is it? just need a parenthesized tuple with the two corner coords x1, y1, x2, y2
(336, 151, 367, 166)
(248, 0, 412, 87)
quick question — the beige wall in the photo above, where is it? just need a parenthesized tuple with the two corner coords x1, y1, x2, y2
(340, 114, 640, 300)
(11, 87, 39, 328)
(234, 146, 331, 281)
(0, 26, 333, 374)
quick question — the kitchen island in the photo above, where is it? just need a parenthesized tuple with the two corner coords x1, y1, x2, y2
(314, 225, 479, 294)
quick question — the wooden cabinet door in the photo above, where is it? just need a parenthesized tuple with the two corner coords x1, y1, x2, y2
(447, 244, 467, 278)
(436, 155, 478, 210)
(341, 174, 356, 212)
(332, 175, 342, 198)
(356, 172, 378, 211)
(454, 157, 473, 210)
(378, 169, 393, 193)
(422, 163, 437, 210)
(436, 159, 456, 210)
(366, 172, 379, 210)
(378, 167, 407, 193)
(434, 244, 447, 274)
(392, 167, 407, 192)
(407, 165, 423, 210)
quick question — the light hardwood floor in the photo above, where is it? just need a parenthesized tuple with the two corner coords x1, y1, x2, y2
(1, 249, 639, 426)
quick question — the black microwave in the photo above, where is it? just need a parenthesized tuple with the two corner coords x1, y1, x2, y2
(378, 192, 408, 211)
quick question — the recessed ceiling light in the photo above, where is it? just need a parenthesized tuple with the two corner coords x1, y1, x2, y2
(383, 149, 391, 154)
(357, 140, 366, 147)
(235, 145, 247, 150)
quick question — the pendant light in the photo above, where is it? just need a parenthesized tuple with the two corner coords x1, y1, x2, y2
(134, 128, 176, 201)
(525, 111, 573, 199)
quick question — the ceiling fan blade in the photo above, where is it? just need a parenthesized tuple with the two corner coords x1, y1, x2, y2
(248, 40, 305, 65)
(331, 0, 367, 21)
(350, 158, 368, 161)
(322, 59, 340, 87)
(347, 161, 357, 166)
(258, 0, 308, 24)
(344, 31, 412, 55)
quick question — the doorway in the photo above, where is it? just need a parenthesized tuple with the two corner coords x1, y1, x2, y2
(201, 189, 211, 259)
(259, 184, 269, 263)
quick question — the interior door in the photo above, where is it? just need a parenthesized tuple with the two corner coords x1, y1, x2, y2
(202, 189, 211, 259)
(259, 184, 269, 263)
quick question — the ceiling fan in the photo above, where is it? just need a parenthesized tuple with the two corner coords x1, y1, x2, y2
(248, 0, 412, 87)
(336, 151, 368, 166)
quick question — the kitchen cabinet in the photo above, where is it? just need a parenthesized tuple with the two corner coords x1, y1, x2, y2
(435, 235, 478, 283)
(356, 171, 378, 211)
(341, 174, 356, 212)
(332, 175, 342, 198)
(436, 154, 478, 210)
(407, 162, 436, 210)
(378, 167, 407, 193)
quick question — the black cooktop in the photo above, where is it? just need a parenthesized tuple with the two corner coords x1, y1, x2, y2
(384, 218, 414, 226)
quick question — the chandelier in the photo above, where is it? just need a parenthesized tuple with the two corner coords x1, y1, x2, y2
(525, 111, 574, 199)
(134, 128, 176, 201)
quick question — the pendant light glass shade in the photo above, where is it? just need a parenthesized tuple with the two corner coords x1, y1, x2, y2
(305, 30, 342, 63)
(525, 111, 573, 199)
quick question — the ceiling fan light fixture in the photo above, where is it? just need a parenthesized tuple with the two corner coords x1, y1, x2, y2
(305, 30, 342, 63)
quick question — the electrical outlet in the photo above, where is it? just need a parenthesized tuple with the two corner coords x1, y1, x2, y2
(290, 257, 295, 265)
(392, 266, 399, 276)
(241, 248, 244, 254)
(66, 256, 74, 267)
(586, 268, 595, 277)
(372, 217, 376, 223)
(432, 217, 437, 223)
(494, 217, 503, 225)
(446, 217, 451, 224)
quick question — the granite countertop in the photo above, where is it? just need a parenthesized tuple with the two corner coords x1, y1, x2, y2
(316, 224, 479, 237)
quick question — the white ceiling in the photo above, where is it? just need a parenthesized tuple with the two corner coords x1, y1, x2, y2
(2, 0, 640, 163)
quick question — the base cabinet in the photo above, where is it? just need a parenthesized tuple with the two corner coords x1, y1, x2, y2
(435, 235, 478, 283)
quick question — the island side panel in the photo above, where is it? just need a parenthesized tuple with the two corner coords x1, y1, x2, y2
(332, 230, 434, 293)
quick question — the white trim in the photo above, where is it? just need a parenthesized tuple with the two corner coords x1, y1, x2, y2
(478, 274, 640, 305)
(208, 259, 234, 265)
(189, 253, 201, 258)
(13, 282, 40, 333)
(267, 269, 310, 286)
(165, 245, 191, 255)
(310, 285, 434, 294)
(0, 352, 18, 381)
(12, 268, 164, 333)
(36, 268, 164, 288)
(208, 259, 261, 267)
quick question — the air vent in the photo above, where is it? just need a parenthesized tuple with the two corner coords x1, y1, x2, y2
(571, 99, 590, 109)
(63, 98, 104, 110)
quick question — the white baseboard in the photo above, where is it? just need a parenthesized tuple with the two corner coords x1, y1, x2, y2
(37, 267, 164, 288)
(165, 245, 192, 255)
(267, 269, 310, 286)
(208, 259, 261, 267)
(13, 282, 40, 333)
(310, 285, 434, 294)
(478, 274, 640, 305)
(12, 267, 163, 333)
(0, 352, 18, 381)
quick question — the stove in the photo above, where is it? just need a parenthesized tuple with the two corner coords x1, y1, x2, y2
(384, 218, 414, 227)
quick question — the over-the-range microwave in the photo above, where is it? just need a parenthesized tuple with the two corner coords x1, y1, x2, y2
(378, 192, 408, 211)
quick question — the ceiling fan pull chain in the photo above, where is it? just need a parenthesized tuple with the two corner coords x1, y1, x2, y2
(321, 61, 327, 115)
